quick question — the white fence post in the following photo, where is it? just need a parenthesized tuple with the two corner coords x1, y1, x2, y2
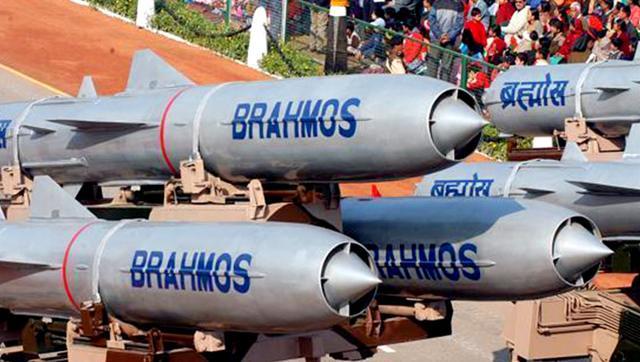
(280, 0, 288, 42)
(136, 0, 155, 28)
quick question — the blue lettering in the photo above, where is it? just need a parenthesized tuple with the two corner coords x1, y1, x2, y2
(130, 250, 147, 288)
(431, 174, 494, 197)
(131, 250, 255, 293)
(0, 120, 11, 149)
(438, 243, 460, 281)
(146, 251, 164, 289)
(300, 100, 322, 138)
(233, 253, 252, 294)
(266, 102, 282, 139)
(214, 253, 232, 293)
(232, 103, 250, 140)
(196, 252, 215, 292)
(418, 244, 441, 280)
(501, 74, 568, 111)
(339, 98, 359, 138)
(384, 244, 405, 279)
(399, 244, 420, 280)
(283, 101, 303, 138)
(233, 99, 361, 140)
(164, 252, 179, 290)
(179, 252, 198, 291)
(319, 99, 338, 137)
(248, 103, 267, 139)
(459, 243, 481, 281)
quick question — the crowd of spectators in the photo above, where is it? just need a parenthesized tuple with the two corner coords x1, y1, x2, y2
(338, 0, 639, 88)
(190, 0, 638, 91)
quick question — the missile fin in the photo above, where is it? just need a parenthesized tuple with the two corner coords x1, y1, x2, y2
(30, 176, 96, 220)
(623, 123, 640, 160)
(561, 142, 587, 163)
(22, 124, 56, 134)
(603, 235, 640, 243)
(567, 180, 640, 196)
(518, 186, 556, 195)
(125, 49, 194, 92)
(594, 85, 630, 92)
(63, 183, 83, 197)
(47, 118, 157, 132)
(78, 76, 98, 98)
(0, 259, 61, 271)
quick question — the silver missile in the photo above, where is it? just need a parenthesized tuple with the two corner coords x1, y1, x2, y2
(0, 176, 379, 334)
(341, 197, 611, 300)
(417, 139, 640, 241)
(0, 50, 485, 186)
(484, 61, 640, 137)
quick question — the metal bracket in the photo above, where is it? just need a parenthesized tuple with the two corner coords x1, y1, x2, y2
(365, 301, 383, 337)
(79, 302, 108, 340)
(111, 188, 135, 205)
(561, 118, 624, 156)
(0, 165, 32, 204)
(147, 329, 165, 358)
(247, 179, 266, 220)
(178, 159, 249, 205)
(378, 301, 447, 322)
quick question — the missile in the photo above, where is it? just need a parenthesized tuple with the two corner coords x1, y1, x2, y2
(416, 140, 640, 240)
(0, 176, 379, 334)
(341, 197, 611, 300)
(484, 61, 640, 137)
(0, 50, 484, 186)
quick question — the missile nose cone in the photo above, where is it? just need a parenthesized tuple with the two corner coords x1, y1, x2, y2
(553, 222, 613, 283)
(322, 245, 381, 316)
(430, 97, 486, 159)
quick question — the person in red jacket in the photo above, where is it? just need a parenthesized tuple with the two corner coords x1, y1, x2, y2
(611, 19, 634, 59)
(402, 18, 429, 73)
(485, 24, 507, 63)
(467, 64, 491, 90)
(496, 0, 516, 26)
(467, 62, 491, 107)
(555, 17, 584, 60)
(463, 8, 488, 57)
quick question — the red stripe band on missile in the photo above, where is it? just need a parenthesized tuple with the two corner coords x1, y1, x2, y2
(62, 221, 99, 311)
(159, 88, 189, 176)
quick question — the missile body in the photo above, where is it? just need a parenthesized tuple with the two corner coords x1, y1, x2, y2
(0, 177, 379, 333)
(342, 197, 611, 300)
(484, 61, 640, 137)
(0, 50, 484, 186)
(416, 147, 640, 239)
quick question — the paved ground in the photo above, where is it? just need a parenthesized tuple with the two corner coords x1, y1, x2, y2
(363, 302, 511, 362)
(285, 301, 511, 362)
(0, 63, 61, 102)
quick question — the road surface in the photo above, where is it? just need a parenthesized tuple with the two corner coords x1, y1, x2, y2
(362, 301, 510, 362)
(0, 63, 61, 102)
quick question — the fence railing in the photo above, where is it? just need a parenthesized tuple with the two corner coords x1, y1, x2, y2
(186, 0, 501, 93)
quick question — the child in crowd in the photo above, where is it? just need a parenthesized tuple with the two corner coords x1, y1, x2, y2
(346, 23, 362, 56)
